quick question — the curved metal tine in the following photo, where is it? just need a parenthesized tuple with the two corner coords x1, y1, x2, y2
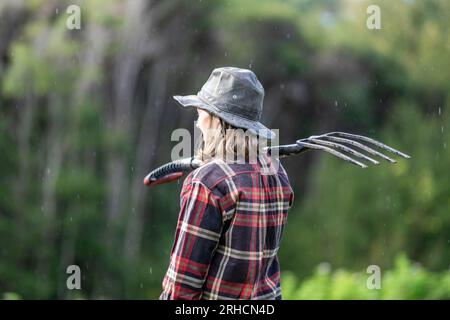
(318, 135, 396, 163)
(297, 140, 368, 168)
(307, 137, 379, 165)
(324, 132, 411, 159)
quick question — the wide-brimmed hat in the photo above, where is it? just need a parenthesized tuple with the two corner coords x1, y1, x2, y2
(173, 66, 276, 140)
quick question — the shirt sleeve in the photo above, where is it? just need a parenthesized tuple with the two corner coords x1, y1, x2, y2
(160, 179, 223, 300)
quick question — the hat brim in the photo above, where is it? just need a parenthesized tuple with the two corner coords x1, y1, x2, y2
(173, 95, 276, 140)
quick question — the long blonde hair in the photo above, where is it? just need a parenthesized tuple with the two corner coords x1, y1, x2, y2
(195, 114, 266, 164)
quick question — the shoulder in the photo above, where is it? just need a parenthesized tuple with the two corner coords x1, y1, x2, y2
(188, 159, 236, 191)
(181, 159, 251, 204)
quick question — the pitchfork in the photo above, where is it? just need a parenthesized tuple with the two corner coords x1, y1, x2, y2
(143, 131, 411, 187)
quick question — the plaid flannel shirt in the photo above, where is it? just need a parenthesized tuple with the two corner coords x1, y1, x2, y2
(159, 154, 294, 300)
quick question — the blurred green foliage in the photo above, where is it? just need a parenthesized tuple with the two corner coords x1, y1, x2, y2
(282, 254, 450, 299)
(281, 103, 450, 276)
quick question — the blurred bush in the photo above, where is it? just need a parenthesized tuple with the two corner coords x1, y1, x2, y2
(282, 254, 450, 299)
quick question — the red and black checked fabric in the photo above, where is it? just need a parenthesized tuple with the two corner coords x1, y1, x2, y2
(159, 154, 294, 300)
